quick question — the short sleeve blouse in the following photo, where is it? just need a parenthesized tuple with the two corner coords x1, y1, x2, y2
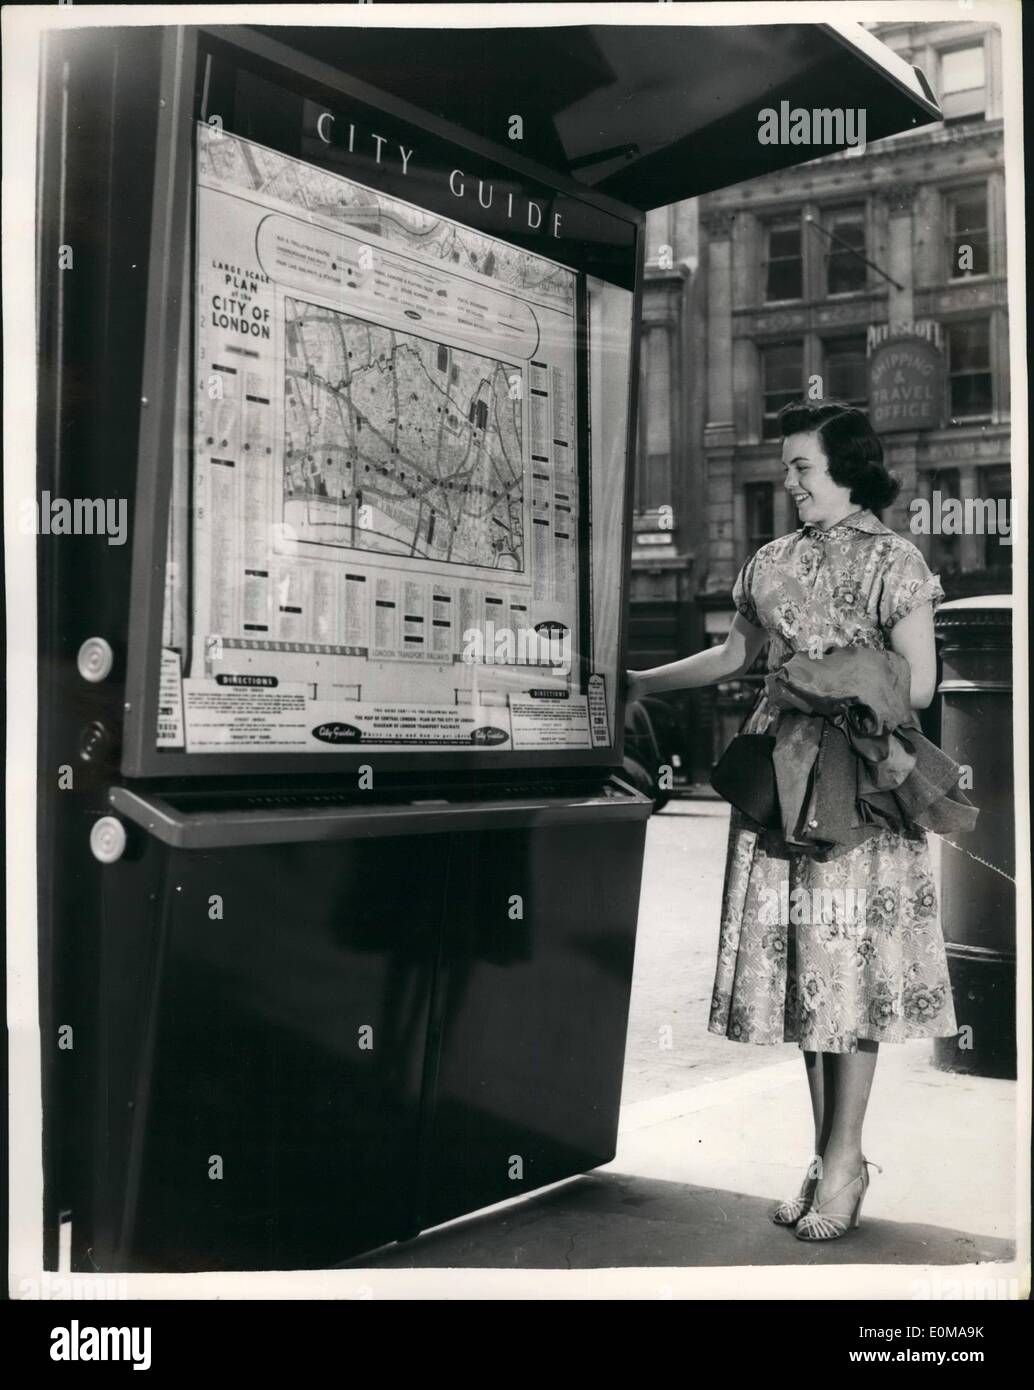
(876, 542, 946, 632)
(728, 509, 945, 665)
(732, 553, 761, 628)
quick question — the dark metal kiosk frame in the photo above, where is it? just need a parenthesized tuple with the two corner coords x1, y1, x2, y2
(36, 19, 940, 1272)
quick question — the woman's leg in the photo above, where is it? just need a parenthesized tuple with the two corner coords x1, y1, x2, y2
(803, 1050, 831, 1168)
(774, 1051, 828, 1217)
(814, 1040, 879, 1203)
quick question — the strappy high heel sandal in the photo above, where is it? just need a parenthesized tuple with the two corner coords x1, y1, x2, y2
(794, 1157, 882, 1241)
(771, 1157, 822, 1226)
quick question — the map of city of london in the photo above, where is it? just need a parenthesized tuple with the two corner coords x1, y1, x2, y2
(284, 298, 525, 571)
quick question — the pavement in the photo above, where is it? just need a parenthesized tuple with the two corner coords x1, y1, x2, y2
(622, 799, 792, 1101)
(356, 801, 1020, 1279)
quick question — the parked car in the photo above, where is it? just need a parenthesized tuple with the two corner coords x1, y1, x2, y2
(622, 697, 675, 811)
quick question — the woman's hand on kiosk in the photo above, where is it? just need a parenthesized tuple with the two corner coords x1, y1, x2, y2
(625, 670, 648, 706)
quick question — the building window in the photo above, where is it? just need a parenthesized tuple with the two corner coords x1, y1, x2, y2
(928, 468, 961, 578)
(940, 44, 986, 122)
(946, 319, 992, 424)
(981, 464, 1012, 574)
(764, 217, 803, 302)
(761, 340, 803, 438)
(823, 335, 868, 408)
(824, 205, 867, 296)
(945, 186, 990, 279)
(745, 483, 775, 551)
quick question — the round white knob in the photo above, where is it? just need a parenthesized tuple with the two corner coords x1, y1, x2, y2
(90, 816, 127, 863)
(77, 637, 114, 683)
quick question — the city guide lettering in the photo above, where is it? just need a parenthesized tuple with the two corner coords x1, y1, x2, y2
(313, 108, 563, 239)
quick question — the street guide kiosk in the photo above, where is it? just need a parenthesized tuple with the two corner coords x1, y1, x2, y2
(35, 21, 940, 1270)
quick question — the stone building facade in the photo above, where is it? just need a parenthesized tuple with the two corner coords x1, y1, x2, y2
(628, 18, 1011, 779)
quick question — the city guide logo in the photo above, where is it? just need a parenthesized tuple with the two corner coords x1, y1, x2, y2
(312, 722, 362, 743)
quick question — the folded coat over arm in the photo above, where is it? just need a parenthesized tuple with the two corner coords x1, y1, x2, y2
(763, 647, 979, 860)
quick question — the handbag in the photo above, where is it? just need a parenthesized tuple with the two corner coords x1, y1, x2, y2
(709, 720, 780, 831)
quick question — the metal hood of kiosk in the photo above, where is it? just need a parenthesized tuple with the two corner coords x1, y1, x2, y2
(253, 19, 940, 209)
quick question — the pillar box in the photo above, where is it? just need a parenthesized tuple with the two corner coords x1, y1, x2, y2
(932, 596, 1014, 1080)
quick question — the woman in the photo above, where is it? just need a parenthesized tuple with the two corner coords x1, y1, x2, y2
(627, 400, 958, 1241)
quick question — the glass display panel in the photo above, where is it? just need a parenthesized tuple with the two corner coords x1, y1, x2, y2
(152, 114, 635, 762)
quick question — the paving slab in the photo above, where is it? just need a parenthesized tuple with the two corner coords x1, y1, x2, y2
(357, 1042, 1016, 1271)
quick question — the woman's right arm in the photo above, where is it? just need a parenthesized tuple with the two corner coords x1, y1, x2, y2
(628, 612, 767, 701)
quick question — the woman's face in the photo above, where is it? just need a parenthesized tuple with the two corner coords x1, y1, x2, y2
(781, 430, 856, 530)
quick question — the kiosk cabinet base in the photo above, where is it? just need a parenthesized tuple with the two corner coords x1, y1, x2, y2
(78, 801, 648, 1271)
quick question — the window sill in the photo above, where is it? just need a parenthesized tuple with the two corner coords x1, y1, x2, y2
(737, 287, 887, 316)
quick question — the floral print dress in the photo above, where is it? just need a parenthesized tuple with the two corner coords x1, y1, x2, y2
(707, 508, 959, 1053)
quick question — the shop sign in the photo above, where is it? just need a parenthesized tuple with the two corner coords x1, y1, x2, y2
(867, 320, 945, 432)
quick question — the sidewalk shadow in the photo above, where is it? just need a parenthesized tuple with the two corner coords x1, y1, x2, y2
(348, 1171, 1015, 1268)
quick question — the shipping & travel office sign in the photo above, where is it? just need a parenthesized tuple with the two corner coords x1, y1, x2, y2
(867, 321, 946, 432)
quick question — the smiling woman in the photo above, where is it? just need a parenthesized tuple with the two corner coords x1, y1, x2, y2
(627, 399, 965, 1244)
(780, 400, 901, 525)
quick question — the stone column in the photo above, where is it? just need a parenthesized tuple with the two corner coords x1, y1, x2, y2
(702, 209, 736, 431)
(886, 430, 920, 545)
(672, 198, 699, 272)
(880, 182, 917, 322)
(992, 305, 1010, 417)
(986, 23, 1003, 120)
(732, 337, 754, 440)
(733, 485, 747, 570)
(704, 429, 736, 594)
(644, 206, 670, 267)
(912, 183, 941, 291)
(958, 465, 984, 574)
(701, 208, 738, 595)
(913, 469, 934, 564)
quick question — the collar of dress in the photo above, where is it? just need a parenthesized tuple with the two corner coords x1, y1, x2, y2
(800, 508, 890, 539)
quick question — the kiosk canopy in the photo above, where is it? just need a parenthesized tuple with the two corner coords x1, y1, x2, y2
(254, 20, 941, 208)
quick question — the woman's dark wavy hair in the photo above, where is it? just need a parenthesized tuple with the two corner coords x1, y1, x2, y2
(778, 400, 900, 511)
